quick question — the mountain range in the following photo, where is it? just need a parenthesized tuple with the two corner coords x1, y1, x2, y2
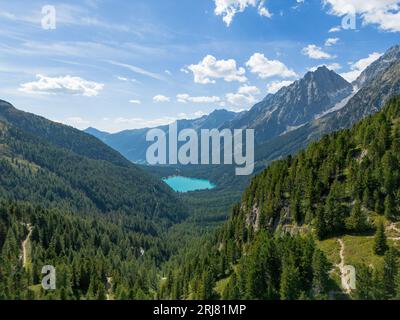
(86, 109, 237, 164)
(1, 43, 400, 301)
(86, 45, 400, 190)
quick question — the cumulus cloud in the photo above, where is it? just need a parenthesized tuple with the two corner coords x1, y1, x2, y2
(246, 53, 297, 79)
(19, 74, 104, 96)
(225, 84, 261, 109)
(226, 92, 257, 109)
(214, 0, 272, 26)
(153, 95, 170, 103)
(266, 80, 294, 94)
(302, 44, 335, 59)
(176, 94, 221, 104)
(188, 55, 247, 84)
(129, 99, 141, 105)
(238, 84, 260, 95)
(340, 52, 383, 82)
(323, 0, 400, 32)
(325, 37, 339, 46)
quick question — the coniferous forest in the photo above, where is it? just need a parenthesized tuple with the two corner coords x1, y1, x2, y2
(0, 31, 400, 303)
(2, 94, 400, 300)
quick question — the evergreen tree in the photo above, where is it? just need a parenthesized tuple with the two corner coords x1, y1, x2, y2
(383, 247, 398, 298)
(346, 200, 369, 232)
(315, 206, 327, 240)
(312, 249, 331, 295)
(280, 258, 301, 300)
(355, 264, 374, 300)
(373, 221, 388, 256)
(222, 273, 240, 300)
(384, 195, 397, 221)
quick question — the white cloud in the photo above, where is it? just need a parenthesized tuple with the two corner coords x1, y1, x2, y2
(214, 0, 272, 26)
(302, 44, 335, 59)
(225, 84, 261, 109)
(226, 92, 257, 108)
(108, 111, 208, 131)
(65, 117, 89, 125)
(238, 84, 260, 95)
(188, 55, 247, 84)
(108, 60, 164, 81)
(308, 63, 342, 72)
(323, 0, 400, 32)
(246, 53, 297, 79)
(153, 95, 170, 103)
(328, 26, 341, 32)
(266, 80, 294, 94)
(117, 76, 137, 83)
(113, 116, 176, 129)
(19, 74, 104, 97)
(129, 99, 141, 105)
(340, 52, 383, 82)
(176, 94, 221, 104)
(325, 37, 339, 46)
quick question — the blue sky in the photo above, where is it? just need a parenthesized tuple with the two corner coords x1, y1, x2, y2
(0, 0, 399, 132)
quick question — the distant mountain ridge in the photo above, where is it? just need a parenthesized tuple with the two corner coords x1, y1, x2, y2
(86, 109, 238, 163)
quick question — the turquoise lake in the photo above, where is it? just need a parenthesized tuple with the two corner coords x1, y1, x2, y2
(163, 176, 216, 192)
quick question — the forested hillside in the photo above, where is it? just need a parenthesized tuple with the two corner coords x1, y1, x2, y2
(0, 100, 188, 300)
(0, 101, 185, 222)
(160, 96, 400, 300)
(0, 201, 169, 299)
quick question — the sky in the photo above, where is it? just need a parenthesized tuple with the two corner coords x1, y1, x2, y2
(0, 0, 399, 133)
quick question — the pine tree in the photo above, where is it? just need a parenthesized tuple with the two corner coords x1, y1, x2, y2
(280, 258, 301, 300)
(373, 221, 388, 256)
(383, 247, 398, 298)
(315, 206, 327, 240)
(222, 273, 240, 300)
(384, 194, 396, 221)
(312, 249, 331, 295)
(346, 199, 369, 232)
(355, 263, 374, 300)
(199, 271, 214, 300)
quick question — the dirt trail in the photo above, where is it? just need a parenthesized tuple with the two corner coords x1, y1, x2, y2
(387, 223, 400, 241)
(22, 224, 33, 268)
(336, 239, 352, 294)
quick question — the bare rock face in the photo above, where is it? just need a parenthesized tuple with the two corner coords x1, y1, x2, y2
(226, 66, 353, 144)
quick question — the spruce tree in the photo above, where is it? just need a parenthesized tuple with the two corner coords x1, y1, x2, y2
(315, 206, 327, 240)
(312, 249, 331, 295)
(383, 247, 398, 298)
(384, 194, 396, 221)
(346, 199, 369, 232)
(279, 258, 301, 300)
(373, 221, 388, 256)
